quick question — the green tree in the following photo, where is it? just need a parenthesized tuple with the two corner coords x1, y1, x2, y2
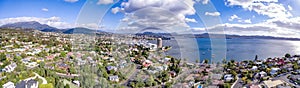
(164, 82, 173, 88)
(64, 84, 70, 88)
(196, 59, 199, 63)
(39, 83, 54, 88)
(285, 53, 291, 58)
(60, 51, 67, 57)
(224, 83, 231, 88)
(145, 76, 154, 87)
(255, 55, 258, 61)
(136, 81, 145, 87)
(204, 59, 209, 64)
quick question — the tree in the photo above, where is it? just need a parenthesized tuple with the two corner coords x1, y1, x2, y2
(255, 55, 258, 61)
(285, 53, 291, 58)
(196, 59, 199, 63)
(222, 58, 227, 64)
(204, 59, 209, 64)
(0, 53, 6, 62)
(224, 83, 231, 88)
(293, 63, 299, 70)
(136, 81, 145, 87)
(60, 51, 67, 57)
(164, 82, 173, 88)
(64, 84, 70, 88)
(145, 76, 154, 87)
(39, 83, 54, 88)
(161, 71, 170, 82)
(129, 82, 135, 87)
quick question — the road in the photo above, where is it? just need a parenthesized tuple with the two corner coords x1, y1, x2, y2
(56, 72, 80, 78)
(25, 72, 48, 84)
(173, 68, 195, 81)
(121, 65, 139, 85)
(273, 74, 300, 88)
(232, 77, 242, 88)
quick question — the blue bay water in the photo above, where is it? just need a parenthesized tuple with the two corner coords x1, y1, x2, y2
(156, 38, 300, 62)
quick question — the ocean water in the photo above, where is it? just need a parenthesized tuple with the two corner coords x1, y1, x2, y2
(152, 38, 300, 62)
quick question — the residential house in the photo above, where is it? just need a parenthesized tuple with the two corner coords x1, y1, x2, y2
(169, 71, 177, 77)
(16, 79, 38, 88)
(270, 68, 280, 75)
(2, 81, 15, 88)
(26, 62, 39, 68)
(2, 63, 17, 73)
(109, 75, 119, 82)
(46, 55, 55, 60)
(252, 66, 258, 71)
(142, 60, 152, 68)
(36, 58, 44, 62)
(57, 63, 69, 70)
(224, 74, 234, 82)
(106, 66, 117, 72)
(262, 80, 286, 88)
(72, 80, 80, 87)
(211, 74, 223, 80)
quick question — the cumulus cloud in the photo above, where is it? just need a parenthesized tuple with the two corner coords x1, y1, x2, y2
(288, 5, 293, 11)
(0, 17, 101, 29)
(112, 0, 197, 32)
(243, 19, 252, 23)
(64, 0, 79, 3)
(185, 18, 197, 23)
(205, 12, 221, 16)
(41, 8, 48, 12)
(226, 0, 292, 19)
(97, 0, 114, 5)
(192, 17, 300, 38)
(237, 19, 252, 23)
(195, 0, 210, 4)
(111, 7, 120, 14)
(229, 14, 241, 21)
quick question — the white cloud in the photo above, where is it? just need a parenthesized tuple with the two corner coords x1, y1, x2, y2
(205, 12, 221, 16)
(76, 23, 103, 29)
(288, 5, 293, 11)
(97, 0, 114, 5)
(195, 0, 210, 4)
(111, 7, 120, 14)
(226, 0, 292, 19)
(238, 19, 252, 23)
(113, 0, 197, 32)
(229, 14, 241, 21)
(185, 18, 197, 23)
(64, 0, 79, 3)
(42, 8, 48, 12)
(243, 19, 252, 23)
(202, 0, 209, 4)
(0, 17, 101, 29)
(192, 17, 300, 38)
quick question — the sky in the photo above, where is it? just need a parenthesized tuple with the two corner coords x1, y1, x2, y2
(0, 0, 299, 38)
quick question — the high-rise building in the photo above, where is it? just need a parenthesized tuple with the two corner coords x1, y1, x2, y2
(157, 38, 162, 48)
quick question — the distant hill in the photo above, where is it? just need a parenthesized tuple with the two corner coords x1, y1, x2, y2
(193, 33, 300, 40)
(0, 21, 106, 34)
(63, 27, 97, 34)
(0, 21, 62, 32)
(136, 32, 300, 41)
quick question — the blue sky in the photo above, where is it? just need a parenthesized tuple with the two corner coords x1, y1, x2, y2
(0, 0, 299, 38)
(0, 0, 85, 22)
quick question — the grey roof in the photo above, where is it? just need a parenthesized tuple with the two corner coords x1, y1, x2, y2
(16, 79, 38, 88)
(106, 66, 116, 71)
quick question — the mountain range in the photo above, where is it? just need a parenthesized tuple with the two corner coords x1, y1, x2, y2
(1, 21, 300, 40)
(0, 21, 105, 34)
